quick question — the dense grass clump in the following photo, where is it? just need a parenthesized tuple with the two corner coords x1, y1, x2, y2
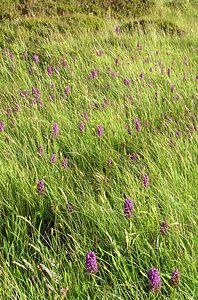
(0, 2, 197, 299)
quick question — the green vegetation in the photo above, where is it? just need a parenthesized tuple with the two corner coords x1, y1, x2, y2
(0, 1, 197, 299)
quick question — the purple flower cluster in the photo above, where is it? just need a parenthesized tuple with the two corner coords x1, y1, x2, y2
(65, 85, 70, 96)
(89, 69, 99, 79)
(143, 174, 149, 188)
(32, 87, 40, 98)
(52, 123, 59, 137)
(83, 112, 88, 121)
(123, 78, 131, 86)
(37, 179, 45, 193)
(140, 73, 144, 80)
(148, 268, 161, 292)
(129, 153, 138, 161)
(62, 158, 68, 169)
(97, 125, 104, 138)
(124, 197, 134, 218)
(79, 122, 85, 133)
(50, 154, 56, 165)
(107, 158, 113, 167)
(0, 120, 5, 132)
(160, 221, 169, 235)
(171, 270, 180, 286)
(135, 118, 141, 132)
(170, 84, 174, 93)
(86, 251, 98, 273)
(32, 54, 39, 63)
(47, 66, 52, 76)
(115, 26, 121, 34)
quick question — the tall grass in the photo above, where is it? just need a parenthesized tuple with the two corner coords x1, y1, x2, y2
(0, 8, 197, 300)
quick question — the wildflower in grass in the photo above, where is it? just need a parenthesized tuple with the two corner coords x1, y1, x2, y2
(124, 197, 134, 218)
(9, 51, 14, 60)
(39, 99, 44, 108)
(115, 57, 119, 66)
(97, 125, 104, 138)
(37, 145, 44, 157)
(167, 67, 171, 77)
(50, 154, 56, 165)
(62, 158, 68, 169)
(37, 179, 45, 193)
(32, 99, 37, 107)
(149, 67, 153, 72)
(96, 50, 104, 56)
(47, 66, 52, 76)
(65, 85, 70, 96)
(160, 221, 169, 235)
(32, 54, 39, 63)
(32, 87, 40, 98)
(62, 59, 67, 68)
(140, 73, 144, 80)
(83, 112, 88, 121)
(7, 107, 12, 118)
(66, 202, 75, 213)
(90, 69, 98, 79)
(0, 120, 5, 132)
(135, 118, 141, 132)
(171, 270, 180, 287)
(161, 68, 165, 75)
(115, 26, 121, 34)
(129, 153, 138, 161)
(86, 251, 98, 273)
(195, 75, 198, 80)
(143, 173, 149, 188)
(20, 90, 28, 98)
(123, 78, 131, 86)
(108, 68, 117, 78)
(107, 158, 113, 167)
(3, 48, 9, 54)
(79, 121, 85, 133)
(52, 122, 59, 137)
(170, 84, 174, 93)
(188, 124, 196, 135)
(60, 287, 68, 298)
(148, 268, 161, 292)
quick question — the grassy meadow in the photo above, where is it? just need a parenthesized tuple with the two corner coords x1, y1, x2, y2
(0, 1, 197, 299)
